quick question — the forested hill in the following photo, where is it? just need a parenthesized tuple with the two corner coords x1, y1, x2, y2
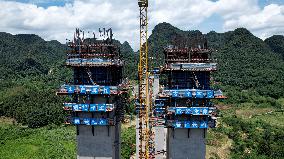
(147, 22, 284, 99)
(0, 32, 135, 128)
(265, 35, 284, 59)
(0, 32, 135, 80)
(0, 32, 66, 80)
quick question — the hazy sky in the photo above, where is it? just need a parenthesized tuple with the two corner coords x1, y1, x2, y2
(1, 0, 284, 50)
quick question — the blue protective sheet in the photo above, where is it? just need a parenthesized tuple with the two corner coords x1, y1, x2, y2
(102, 86, 110, 94)
(80, 104, 89, 111)
(73, 118, 80, 125)
(184, 121, 191, 128)
(171, 90, 179, 97)
(67, 86, 75, 93)
(173, 121, 208, 129)
(72, 104, 80, 111)
(206, 90, 214, 98)
(97, 104, 107, 112)
(90, 104, 97, 111)
(98, 119, 107, 125)
(83, 118, 91, 125)
(185, 90, 192, 97)
(91, 119, 98, 125)
(196, 91, 204, 98)
(191, 121, 199, 128)
(91, 86, 99, 94)
(79, 85, 86, 94)
(175, 107, 209, 115)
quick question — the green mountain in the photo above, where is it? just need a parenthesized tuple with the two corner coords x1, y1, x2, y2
(147, 22, 284, 99)
(265, 35, 284, 59)
(0, 32, 135, 128)
(0, 32, 66, 79)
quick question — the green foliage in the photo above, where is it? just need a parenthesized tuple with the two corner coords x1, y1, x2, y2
(121, 126, 136, 158)
(0, 33, 135, 127)
(218, 117, 284, 158)
(113, 40, 138, 80)
(0, 86, 65, 128)
(0, 124, 76, 159)
(0, 32, 66, 79)
(265, 35, 284, 59)
(210, 28, 284, 99)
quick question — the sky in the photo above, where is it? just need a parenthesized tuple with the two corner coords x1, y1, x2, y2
(0, 0, 284, 51)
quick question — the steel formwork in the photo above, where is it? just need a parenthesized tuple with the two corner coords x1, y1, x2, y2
(57, 28, 129, 159)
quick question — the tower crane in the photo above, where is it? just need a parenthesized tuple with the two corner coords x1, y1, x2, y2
(137, 0, 155, 158)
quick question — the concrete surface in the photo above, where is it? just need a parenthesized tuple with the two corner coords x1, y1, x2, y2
(167, 129, 206, 159)
(77, 96, 120, 159)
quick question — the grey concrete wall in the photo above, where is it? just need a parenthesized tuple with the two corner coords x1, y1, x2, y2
(167, 129, 206, 159)
(77, 126, 114, 159)
(153, 76, 160, 96)
(77, 96, 120, 159)
(135, 118, 140, 159)
(154, 127, 167, 159)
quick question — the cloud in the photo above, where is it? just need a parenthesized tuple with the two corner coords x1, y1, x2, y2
(0, 0, 283, 50)
(0, 0, 140, 49)
(223, 4, 284, 39)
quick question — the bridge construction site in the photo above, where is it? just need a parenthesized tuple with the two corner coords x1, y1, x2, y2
(57, 0, 226, 158)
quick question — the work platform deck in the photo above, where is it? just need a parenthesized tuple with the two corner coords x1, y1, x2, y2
(162, 63, 217, 71)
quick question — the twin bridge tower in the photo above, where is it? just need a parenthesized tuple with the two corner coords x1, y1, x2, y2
(57, 28, 226, 159)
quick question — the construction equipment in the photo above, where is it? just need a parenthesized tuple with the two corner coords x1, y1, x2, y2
(137, 0, 155, 158)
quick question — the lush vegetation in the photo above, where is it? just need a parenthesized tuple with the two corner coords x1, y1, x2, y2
(0, 32, 135, 128)
(265, 35, 284, 59)
(0, 118, 136, 159)
(212, 105, 284, 159)
(0, 119, 76, 159)
(121, 126, 136, 158)
(1, 23, 284, 158)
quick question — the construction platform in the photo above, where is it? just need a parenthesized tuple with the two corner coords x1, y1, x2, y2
(152, 34, 225, 159)
(57, 28, 129, 159)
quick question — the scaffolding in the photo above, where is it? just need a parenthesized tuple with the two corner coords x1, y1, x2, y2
(57, 28, 129, 158)
(154, 35, 226, 133)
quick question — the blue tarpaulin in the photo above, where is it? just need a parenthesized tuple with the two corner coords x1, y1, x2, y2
(67, 86, 75, 93)
(206, 90, 214, 98)
(173, 121, 208, 129)
(81, 104, 89, 111)
(98, 104, 106, 112)
(103, 86, 110, 94)
(80, 85, 86, 94)
(191, 121, 199, 128)
(91, 86, 99, 94)
(83, 118, 90, 125)
(196, 91, 204, 98)
(72, 104, 80, 111)
(98, 119, 107, 125)
(185, 90, 192, 97)
(90, 104, 97, 111)
(73, 118, 80, 125)
(171, 90, 179, 97)
(174, 107, 209, 115)
(184, 121, 191, 128)
(91, 119, 98, 125)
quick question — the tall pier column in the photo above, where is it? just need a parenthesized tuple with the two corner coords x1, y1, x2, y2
(167, 129, 206, 159)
